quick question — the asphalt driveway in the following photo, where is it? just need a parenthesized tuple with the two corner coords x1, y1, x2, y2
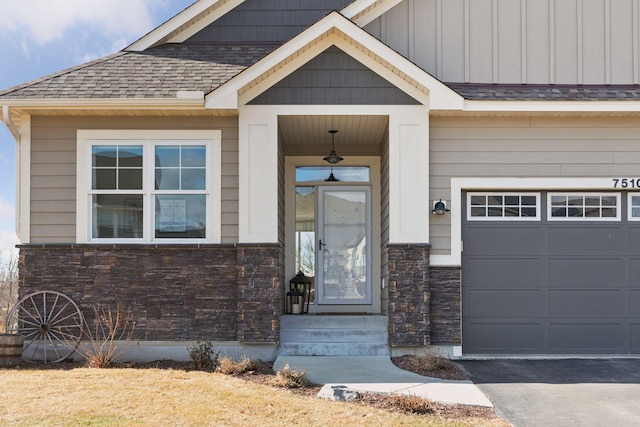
(459, 359, 640, 427)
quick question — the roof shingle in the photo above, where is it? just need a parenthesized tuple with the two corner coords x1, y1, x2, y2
(0, 44, 278, 99)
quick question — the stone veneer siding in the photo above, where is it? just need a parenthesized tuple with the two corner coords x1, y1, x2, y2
(386, 244, 461, 346)
(17, 244, 282, 343)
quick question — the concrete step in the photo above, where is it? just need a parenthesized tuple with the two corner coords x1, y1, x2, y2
(278, 342, 390, 357)
(280, 314, 387, 330)
(279, 315, 389, 357)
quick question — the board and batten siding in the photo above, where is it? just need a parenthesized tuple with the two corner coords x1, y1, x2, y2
(367, 0, 640, 84)
(30, 116, 240, 244)
(429, 115, 640, 255)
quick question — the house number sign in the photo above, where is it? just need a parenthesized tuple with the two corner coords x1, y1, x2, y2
(612, 178, 640, 189)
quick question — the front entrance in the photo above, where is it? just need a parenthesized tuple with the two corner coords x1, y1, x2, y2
(317, 186, 371, 304)
(288, 161, 380, 313)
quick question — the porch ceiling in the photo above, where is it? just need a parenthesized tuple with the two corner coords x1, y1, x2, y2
(279, 115, 388, 156)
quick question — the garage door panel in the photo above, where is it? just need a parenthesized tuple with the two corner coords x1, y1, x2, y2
(549, 290, 625, 318)
(464, 257, 544, 287)
(463, 289, 543, 317)
(549, 226, 626, 255)
(464, 226, 546, 255)
(629, 291, 640, 316)
(628, 228, 640, 254)
(627, 260, 640, 286)
(549, 259, 625, 286)
(630, 324, 640, 352)
(549, 324, 623, 350)
(464, 323, 544, 352)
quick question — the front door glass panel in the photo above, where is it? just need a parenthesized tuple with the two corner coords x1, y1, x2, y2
(317, 186, 371, 304)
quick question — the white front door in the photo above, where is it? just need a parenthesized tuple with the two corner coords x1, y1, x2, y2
(317, 186, 372, 304)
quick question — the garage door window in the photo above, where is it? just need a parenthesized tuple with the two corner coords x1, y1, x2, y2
(629, 194, 640, 220)
(468, 193, 540, 220)
(548, 193, 620, 221)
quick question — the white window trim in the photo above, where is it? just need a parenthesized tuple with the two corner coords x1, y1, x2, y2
(547, 192, 621, 222)
(629, 193, 640, 221)
(434, 177, 630, 267)
(77, 130, 221, 244)
(467, 192, 541, 221)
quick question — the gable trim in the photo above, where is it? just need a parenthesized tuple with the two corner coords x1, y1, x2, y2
(342, 0, 404, 26)
(205, 12, 463, 110)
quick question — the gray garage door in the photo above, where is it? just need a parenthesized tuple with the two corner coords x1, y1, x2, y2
(462, 191, 640, 355)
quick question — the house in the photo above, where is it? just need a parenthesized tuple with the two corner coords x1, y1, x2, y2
(2, 0, 640, 360)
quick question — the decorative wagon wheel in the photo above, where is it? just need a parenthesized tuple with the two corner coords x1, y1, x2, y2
(5, 291, 84, 363)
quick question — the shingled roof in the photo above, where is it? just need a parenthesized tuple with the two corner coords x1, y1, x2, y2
(0, 43, 277, 100)
(448, 83, 640, 101)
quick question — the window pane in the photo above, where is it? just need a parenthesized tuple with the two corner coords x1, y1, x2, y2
(488, 207, 503, 216)
(155, 146, 180, 167)
(182, 146, 206, 167)
(119, 169, 143, 190)
(156, 169, 180, 190)
(92, 194, 143, 239)
(602, 196, 617, 206)
(521, 207, 537, 217)
(568, 207, 583, 217)
(296, 166, 370, 182)
(551, 207, 566, 217)
(568, 196, 583, 206)
(487, 195, 502, 205)
(504, 196, 519, 205)
(470, 196, 485, 206)
(470, 207, 486, 217)
(521, 196, 537, 206)
(632, 196, 640, 207)
(181, 169, 206, 190)
(155, 195, 206, 238)
(632, 207, 640, 218)
(118, 146, 143, 168)
(92, 146, 117, 167)
(93, 169, 116, 190)
(585, 197, 600, 206)
(601, 208, 616, 217)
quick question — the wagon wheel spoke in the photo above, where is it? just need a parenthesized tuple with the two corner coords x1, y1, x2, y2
(6, 291, 85, 363)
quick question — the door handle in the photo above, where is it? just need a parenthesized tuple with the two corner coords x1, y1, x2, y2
(318, 239, 326, 251)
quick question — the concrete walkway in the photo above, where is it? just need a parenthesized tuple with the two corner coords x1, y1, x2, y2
(273, 356, 492, 407)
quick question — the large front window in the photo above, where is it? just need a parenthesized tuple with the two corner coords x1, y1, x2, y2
(79, 130, 221, 243)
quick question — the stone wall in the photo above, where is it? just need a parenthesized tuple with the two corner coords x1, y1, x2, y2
(386, 244, 432, 346)
(18, 244, 282, 343)
(386, 244, 462, 346)
(430, 267, 462, 344)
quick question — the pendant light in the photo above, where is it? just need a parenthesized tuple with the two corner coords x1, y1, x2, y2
(325, 166, 339, 182)
(323, 130, 343, 164)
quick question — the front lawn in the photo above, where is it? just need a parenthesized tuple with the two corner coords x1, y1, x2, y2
(0, 362, 507, 427)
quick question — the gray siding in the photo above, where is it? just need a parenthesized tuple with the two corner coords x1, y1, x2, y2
(430, 115, 640, 255)
(250, 47, 420, 105)
(30, 116, 239, 244)
(369, 0, 640, 84)
(187, 0, 353, 43)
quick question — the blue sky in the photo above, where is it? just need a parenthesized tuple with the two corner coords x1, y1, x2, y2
(0, 0, 195, 259)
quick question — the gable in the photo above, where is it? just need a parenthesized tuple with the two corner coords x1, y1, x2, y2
(249, 46, 420, 105)
(187, 0, 354, 43)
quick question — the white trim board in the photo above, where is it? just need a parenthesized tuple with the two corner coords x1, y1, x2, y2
(431, 177, 630, 267)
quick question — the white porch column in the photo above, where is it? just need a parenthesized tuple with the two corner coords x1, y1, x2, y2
(388, 107, 430, 243)
(238, 106, 279, 243)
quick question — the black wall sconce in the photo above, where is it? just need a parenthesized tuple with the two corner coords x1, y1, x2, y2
(432, 199, 450, 215)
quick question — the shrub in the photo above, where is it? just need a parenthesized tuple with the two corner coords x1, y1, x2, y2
(187, 341, 219, 371)
(389, 394, 435, 415)
(270, 364, 308, 388)
(420, 354, 457, 372)
(217, 355, 257, 376)
(79, 305, 136, 368)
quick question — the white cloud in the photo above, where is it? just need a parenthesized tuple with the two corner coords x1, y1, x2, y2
(0, 230, 18, 264)
(0, 199, 13, 221)
(0, 0, 156, 46)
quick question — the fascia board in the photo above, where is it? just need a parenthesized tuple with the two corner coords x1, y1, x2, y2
(343, 0, 405, 27)
(464, 100, 640, 112)
(206, 12, 464, 110)
(126, 0, 240, 51)
(0, 98, 205, 109)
